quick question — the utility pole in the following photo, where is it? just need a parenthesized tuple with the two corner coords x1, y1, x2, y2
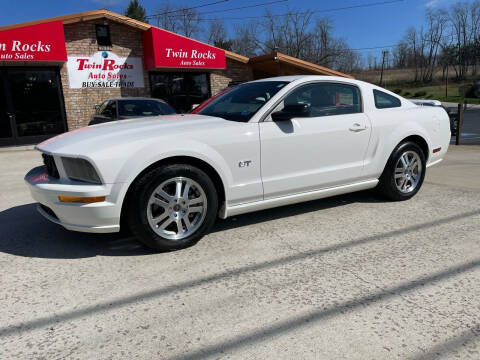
(445, 65, 448, 99)
(455, 103, 464, 145)
(379, 50, 388, 87)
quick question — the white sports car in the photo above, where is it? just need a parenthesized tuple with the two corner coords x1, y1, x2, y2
(25, 76, 450, 251)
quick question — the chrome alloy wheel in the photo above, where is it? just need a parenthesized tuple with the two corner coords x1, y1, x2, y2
(394, 151, 423, 194)
(146, 177, 207, 240)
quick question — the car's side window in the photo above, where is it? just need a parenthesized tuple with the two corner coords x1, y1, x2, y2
(102, 101, 117, 118)
(96, 100, 109, 115)
(373, 90, 401, 109)
(282, 82, 362, 117)
(119, 100, 176, 117)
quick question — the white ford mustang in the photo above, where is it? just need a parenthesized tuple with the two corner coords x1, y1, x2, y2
(25, 75, 450, 251)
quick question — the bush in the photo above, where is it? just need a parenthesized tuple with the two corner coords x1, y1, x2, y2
(414, 91, 427, 97)
(403, 92, 411, 97)
(393, 89, 403, 94)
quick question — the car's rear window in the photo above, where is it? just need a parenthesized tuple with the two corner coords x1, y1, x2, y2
(373, 90, 401, 109)
(119, 100, 176, 117)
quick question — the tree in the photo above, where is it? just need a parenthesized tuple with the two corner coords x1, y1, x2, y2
(154, 1, 200, 38)
(261, 10, 314, 58)
(124, 0, 148, 23)
(231, 22, 262, 57)
(392, 41, 409, 68)
(206, 21, 233, 50)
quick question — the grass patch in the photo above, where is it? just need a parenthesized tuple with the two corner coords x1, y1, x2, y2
(387, 83, 480, 104)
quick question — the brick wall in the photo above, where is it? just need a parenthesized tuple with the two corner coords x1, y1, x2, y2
(60, 20, 254, 130)
(210, 59, 253, 95)
(60, 20, 150, 130)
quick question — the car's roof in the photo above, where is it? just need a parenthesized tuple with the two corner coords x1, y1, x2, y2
(251, 75, 373, 88)
(109, 97, 164, 101)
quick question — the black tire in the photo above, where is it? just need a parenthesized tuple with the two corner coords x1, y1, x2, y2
(126, 164, 218, 251)
(376, 141, 426, 201)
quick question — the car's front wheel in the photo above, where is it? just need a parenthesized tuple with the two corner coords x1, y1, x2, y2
(127, 164, 218, 251)
(377, 141, 426, 201)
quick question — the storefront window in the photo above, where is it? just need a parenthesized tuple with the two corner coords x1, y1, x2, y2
(150, 72, 210, 113)
(0, 79, 13, 140)
(0, 68, 66, 146)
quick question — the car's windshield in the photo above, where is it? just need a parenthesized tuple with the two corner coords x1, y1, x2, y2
(197, 81, 289, 122)
(118, 100, 176, 117)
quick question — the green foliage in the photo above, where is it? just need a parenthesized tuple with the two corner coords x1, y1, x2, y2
(414, 91, 427, 97)
(403, 91, 411, 97)
(125, 0, 148, 23)
(393, 89, 403, 94)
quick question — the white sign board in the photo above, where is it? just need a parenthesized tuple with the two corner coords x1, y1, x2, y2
(66, 51, 144, 89)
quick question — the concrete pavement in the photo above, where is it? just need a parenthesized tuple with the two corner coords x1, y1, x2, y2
(0, 146, 479, 359)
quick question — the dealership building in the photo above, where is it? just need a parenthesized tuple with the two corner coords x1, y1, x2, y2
(0, 9, 351, 147)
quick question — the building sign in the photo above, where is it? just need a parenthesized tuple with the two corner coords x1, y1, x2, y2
(66, 51, 144, 89)
(0, 21, 67, 62)
(143, 27, 226, 70)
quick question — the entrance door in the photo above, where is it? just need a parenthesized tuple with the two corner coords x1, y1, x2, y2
(150, 72, 210, 113)
(0, 75, 14, 146)
(0, 68, 66, 147)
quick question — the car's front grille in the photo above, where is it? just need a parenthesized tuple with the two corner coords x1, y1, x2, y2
(42, 153, 59, 179)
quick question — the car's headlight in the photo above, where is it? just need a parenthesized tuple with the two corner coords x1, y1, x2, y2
(62, 157, 102, 184)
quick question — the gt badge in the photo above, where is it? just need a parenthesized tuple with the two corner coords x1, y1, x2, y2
(238, 160, 252, 168)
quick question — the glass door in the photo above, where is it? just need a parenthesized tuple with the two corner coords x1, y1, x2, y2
(0, 67, 67, 147)
(0, 72, 15, 146)
(8, 68, 66, 143)
(150, 72, 211, 113)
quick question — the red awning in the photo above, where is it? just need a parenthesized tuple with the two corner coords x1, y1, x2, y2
(143, 27, 226, 70)
(0, 21, 67, 62)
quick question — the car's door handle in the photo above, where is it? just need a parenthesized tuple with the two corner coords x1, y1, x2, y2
(349, 123, 367, 132)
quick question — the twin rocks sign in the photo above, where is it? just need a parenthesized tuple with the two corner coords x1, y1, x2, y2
(143, 27, 226, 70)
(0, 21, 67, 61)
(1, 20, 225, 86)
(66, 51, 144, 89)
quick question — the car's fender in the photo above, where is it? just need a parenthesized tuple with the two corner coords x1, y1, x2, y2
(111, 138, 234, 206)
(363, 108, 440, 179)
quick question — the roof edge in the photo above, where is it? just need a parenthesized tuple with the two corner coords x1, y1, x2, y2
(250, 52, 354, 79)
(0, 9, 249, 63)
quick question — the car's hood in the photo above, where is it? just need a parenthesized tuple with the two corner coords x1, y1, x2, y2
(37, 114, 235, 155)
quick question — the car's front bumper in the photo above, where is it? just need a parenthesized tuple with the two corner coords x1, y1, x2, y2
(25, 166, 122, 233)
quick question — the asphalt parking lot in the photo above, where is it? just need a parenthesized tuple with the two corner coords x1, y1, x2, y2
(0, 146, 479, 359)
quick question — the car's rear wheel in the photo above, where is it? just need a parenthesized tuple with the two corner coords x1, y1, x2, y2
(376, 141, 426, 201)
(127, 164, 218, 251)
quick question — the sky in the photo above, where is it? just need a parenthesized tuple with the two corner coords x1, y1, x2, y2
(0, 0, 475, 60)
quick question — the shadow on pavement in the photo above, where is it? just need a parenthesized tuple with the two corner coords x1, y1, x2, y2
(0, 203, 152, 259)
(410, 326, 480, 360)
(0, 191, 383, 259)
(212, 190, 384, 233)
(0, 208, 478, 339)
(169, 258, 480, 360)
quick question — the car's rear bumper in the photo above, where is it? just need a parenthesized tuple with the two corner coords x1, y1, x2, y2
(25, 166, 122, 233)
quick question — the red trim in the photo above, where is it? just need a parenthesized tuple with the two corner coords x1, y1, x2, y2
(0, 21, 67, 62)
(433, 147, 441, 153)
(142, 27, 226, 70)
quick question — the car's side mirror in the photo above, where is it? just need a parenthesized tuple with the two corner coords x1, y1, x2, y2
(271, 104, 310, 121)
